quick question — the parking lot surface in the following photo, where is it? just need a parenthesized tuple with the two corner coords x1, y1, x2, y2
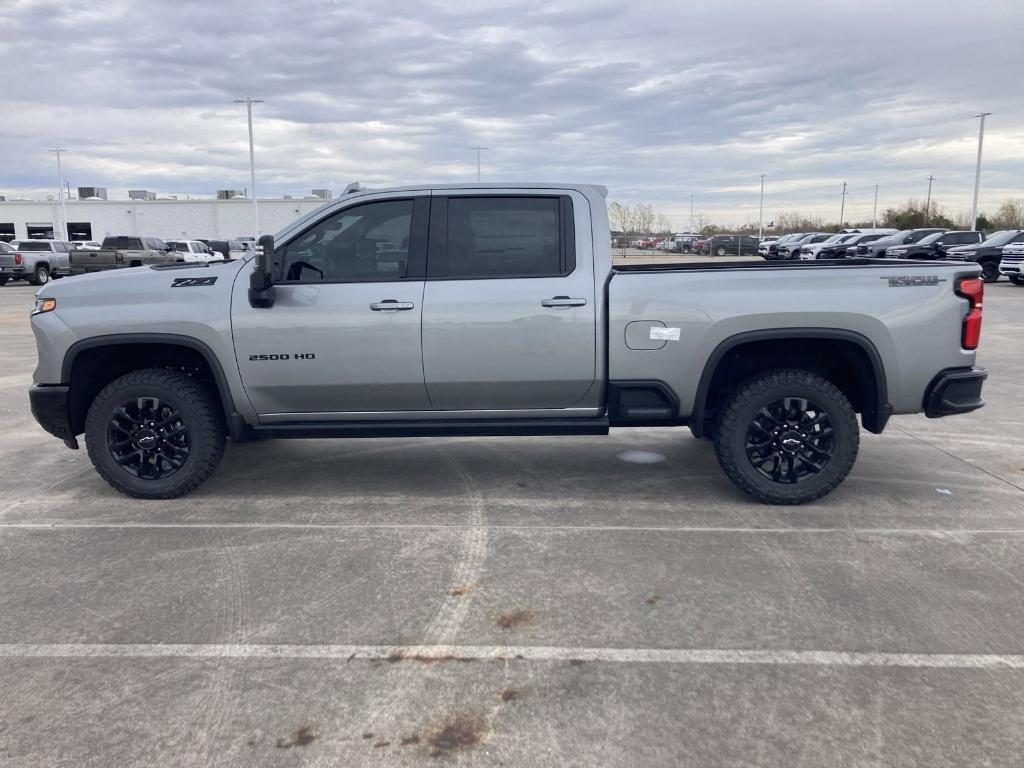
(1, 279, 1023, 766)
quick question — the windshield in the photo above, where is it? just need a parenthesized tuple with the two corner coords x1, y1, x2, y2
(980, 230, 1024, 247)
(877, 230, 911, 244)
(917, 232, 944, 246)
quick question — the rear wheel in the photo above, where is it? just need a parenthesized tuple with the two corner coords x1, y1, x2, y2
(713, 369, 859, 504)
(85, 368, 226, 498)
(31, 265, 50, 286)
(0, 276, 8, 286)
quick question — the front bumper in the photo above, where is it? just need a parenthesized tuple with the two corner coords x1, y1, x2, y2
(924, 367, 987, 418)
(29, 384, 78, 447)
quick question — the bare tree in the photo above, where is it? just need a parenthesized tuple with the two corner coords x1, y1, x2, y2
(655, 214, 673, 234)
(634, 203, 655, 235)
(991, 199, 1024, 229)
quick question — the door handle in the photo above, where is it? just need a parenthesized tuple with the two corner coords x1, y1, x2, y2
(370, 300, 415, 311)
(541, 296, 587, 308)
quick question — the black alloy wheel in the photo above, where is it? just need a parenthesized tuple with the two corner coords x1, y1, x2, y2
(744, 397, 835, 483)
(107, 396, 190, 480)
(85, 368, 226, 498)
(713, 369, 859, 504)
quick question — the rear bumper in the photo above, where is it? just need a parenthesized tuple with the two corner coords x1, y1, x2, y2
(924, 367, 987, 418)
(0, 267, 27, 278)
(29, 384, 78, 447)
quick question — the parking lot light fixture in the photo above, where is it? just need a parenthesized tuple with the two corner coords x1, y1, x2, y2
(47, 149, 68, 240)
(234, 97, 264, 237)
(873, 184, 878, 232)
(469, 146, 488, 182)
(758, 175, 765, 242)
(970, 113, 991, 231)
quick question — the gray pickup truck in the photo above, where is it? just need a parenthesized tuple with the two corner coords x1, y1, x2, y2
(1, 240, 76, 285)
(29, 183, 987, 504)
(70, 235, 177, 274)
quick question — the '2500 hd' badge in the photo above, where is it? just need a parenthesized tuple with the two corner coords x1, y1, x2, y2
(881, 275, 946, 287)
(248, 353, 316, 361)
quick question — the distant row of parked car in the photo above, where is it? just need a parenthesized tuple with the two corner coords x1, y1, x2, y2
(765, 227, 1024, 283)
(0, 236, 254, 286)
(622, 226, 1024, 285)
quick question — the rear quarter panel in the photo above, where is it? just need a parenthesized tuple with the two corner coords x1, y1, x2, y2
(608, 263, 981, 417)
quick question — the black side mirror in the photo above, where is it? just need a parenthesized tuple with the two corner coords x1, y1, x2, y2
(248, 234, 276, 308)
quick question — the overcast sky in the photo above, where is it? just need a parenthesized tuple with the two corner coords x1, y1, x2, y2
(2, 0, 1021, 226)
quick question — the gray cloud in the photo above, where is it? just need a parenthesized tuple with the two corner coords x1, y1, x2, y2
(1, 0, 1021, 225)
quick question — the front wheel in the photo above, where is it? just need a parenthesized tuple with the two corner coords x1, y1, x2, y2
(85, 368, 226, 498)
(980, 261, 1000, 283)
(713, 369, 859, 504)
(716, 246, 727, 257)
(1009, 275, 1024, 286)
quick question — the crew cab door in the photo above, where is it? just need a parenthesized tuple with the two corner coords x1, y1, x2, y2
(231, 194, 431, 416)
(420, 192, 597, 411)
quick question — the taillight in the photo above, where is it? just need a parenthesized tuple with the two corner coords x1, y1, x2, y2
(956, 277, 984, 350)
(14, 253, 22, 266)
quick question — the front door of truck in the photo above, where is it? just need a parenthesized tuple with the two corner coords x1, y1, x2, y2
(231, 195, 431, 417)
(420, 192, 597, 411)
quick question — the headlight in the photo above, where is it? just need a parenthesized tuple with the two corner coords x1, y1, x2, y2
(32, 297, 56, 316)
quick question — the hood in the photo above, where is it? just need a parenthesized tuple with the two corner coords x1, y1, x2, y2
(37, 257, 251, 300)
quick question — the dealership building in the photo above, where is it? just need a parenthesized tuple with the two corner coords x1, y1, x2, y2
(0, 192, 331, 242)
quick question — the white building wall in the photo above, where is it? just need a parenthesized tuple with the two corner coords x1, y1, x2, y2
(0, 198, 328, 241)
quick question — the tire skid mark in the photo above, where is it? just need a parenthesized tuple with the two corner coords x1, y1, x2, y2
(185, 527, 247, 768)
(360, 444, 491, 740)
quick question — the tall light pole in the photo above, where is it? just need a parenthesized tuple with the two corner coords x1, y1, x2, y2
(757, 175, 765, 241)
(689, 194, 694, 231)
(234, 97, 264, 236)
(839, 181, 847, 228)
(872, 184, 878, 232)
(925, 174, 934, 225)
(469, 146, 488, 182)
(970, 113, 991, 231)
(48, 149, 69, 239)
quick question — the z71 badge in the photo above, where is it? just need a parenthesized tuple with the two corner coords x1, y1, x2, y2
(881, 275, 946, 287)
(172, 276, 218, 287)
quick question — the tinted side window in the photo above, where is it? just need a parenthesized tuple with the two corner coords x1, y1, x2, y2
(280, 199, 414, 283)
(124, 237, 143, 250)
(442, 196, 566, 278)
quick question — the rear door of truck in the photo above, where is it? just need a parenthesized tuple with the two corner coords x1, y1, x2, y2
(420, 190, 597, 411)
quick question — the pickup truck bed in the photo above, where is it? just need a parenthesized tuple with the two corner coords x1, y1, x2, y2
(28, 183, 986, 504)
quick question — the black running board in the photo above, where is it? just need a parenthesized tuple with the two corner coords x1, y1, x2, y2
(253, 418, 611, 439)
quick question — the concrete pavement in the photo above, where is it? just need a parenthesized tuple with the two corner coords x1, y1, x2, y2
(1, 279, 1023, 766)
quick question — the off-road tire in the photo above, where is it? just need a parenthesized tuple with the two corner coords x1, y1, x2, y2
(85, 368, 226, 498)
(713, 369, 859, 505)
(31, 265, 50, 286)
